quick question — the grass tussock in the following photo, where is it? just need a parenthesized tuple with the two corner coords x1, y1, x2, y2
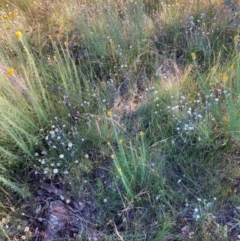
(1, 0, 240, 240)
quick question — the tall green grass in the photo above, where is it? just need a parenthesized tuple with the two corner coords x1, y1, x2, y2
(1, 0, 240, 240)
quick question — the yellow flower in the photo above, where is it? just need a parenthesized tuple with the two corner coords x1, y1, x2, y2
(119, 139, 123, 144)
(11, 12, 18, 18)
(117, 167, 122, 173)
(15, 31, 22, 39)
(234, 35, 239, 42)
(222, 75, 228, 82)
(107, 141, 111, 146)
(3, 14, 10, 21)
(139, 131, 144, 136)
(107, 110, 113, 117)
(7, 68, 15, 77)
(111, 154, 115, 159)
(191, 52, 196, 60)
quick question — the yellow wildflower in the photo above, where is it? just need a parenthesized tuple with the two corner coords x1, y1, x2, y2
(191, 52, 196, 60)
(111, 154, 115, 159)
(107, 110, 113, 117)
(3, 14, 10, 21)
(7, 68, 15, 77)
(139, 131, 144, 136)
(15, 31, 22, 39)
(234, 35, 239, 42)
(11, 12, 18, 18)
(117, 167, 122, 173)
(107, 141, 111, 146)
(119, 139, 123, 144)
(222, 75, 228, 82)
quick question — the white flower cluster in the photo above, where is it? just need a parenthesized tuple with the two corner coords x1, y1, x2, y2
(154, 87, 230, 143)
(33, 118, 84, 178)
(185, 197, 217, 222)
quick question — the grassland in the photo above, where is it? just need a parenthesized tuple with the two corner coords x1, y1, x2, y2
(0, 0, 240, 240)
